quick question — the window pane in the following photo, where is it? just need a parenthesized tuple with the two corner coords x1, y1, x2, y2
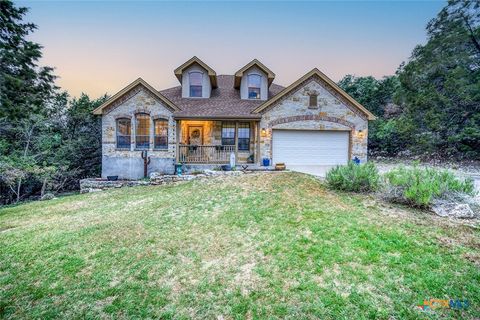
(190, 72, 203, 97)
(238, 138, 249, 151)
(189, 72, 202, 86)
(117, 135, 131, 149)
(238, 123, 250, 138)
(248, 75, 261, 99)
(222, 138, 235, 146)
(116, 118, 131, 149)
(248, 74, 261, 88)
(190, 85, 202, 97)
(309, 94, 318, 107)
(117, 119, 131, 135)
(221, 122, 235, 145)
(136, 114, 150, 149)
(238, 123, 250, 151)
(154, 119, 168, 149)
(248, 87, 260, 99)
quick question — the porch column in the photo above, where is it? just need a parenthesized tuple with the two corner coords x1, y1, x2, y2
(256, 121, 261, 165)
(131, 116, 136, 151)
(175, 120, 180, 163)
(234, 121, 239, 165)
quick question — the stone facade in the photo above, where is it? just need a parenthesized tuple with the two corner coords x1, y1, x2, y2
(101, 87, 177, 179)
(259, 76, 368, 163)
(100, 73, 370, 179)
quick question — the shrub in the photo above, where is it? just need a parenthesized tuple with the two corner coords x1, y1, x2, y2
(326, 162, 380, 192)
(383, 166, 475, 207)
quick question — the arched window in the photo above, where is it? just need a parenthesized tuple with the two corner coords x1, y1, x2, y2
(189, 72, 203, 97)
(247, 74, 261, 99)
(154, 119, 168, 149)
(116, 118, 131, 149)
(135, 113, 150, 149)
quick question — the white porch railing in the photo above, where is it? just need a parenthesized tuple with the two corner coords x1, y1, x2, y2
(179, 145, 235, 164)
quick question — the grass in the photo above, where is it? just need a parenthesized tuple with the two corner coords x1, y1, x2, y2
(0, 172, 479, 319)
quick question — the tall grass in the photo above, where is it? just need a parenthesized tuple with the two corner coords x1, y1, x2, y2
(326, 162, 380, 192)
(384, 166, 475, 207)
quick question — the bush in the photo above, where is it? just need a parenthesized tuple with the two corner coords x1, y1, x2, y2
(383, 166, 475, 207)
(326, 162, 380, 192)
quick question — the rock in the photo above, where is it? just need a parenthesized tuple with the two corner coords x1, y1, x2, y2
(88, 188, 103, 193)
(431, 200, 476, 219)
(204, 169, 221, 176)
(149, 172, 163, 179)
(40, 193, 55, 201)
(225, 171, 243, 176)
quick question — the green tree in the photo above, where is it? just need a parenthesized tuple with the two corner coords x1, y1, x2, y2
(53, 94, 107, 190)
(0, 0, 57, 121)
(338, 75, 401, 154)
(396, 0, 480, 158)
(0, 1, 107, 204)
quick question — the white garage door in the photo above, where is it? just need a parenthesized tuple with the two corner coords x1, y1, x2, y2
(272, 130, 349, 166)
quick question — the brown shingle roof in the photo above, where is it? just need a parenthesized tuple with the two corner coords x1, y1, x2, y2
(160, 75, 284, 119)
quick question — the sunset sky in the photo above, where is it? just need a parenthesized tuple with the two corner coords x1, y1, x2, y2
(18, 0, 446, 98)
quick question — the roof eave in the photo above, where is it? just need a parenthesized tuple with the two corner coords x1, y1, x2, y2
(173, 115, 261, 120)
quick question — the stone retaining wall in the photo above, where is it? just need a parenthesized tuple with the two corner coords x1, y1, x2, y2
(79, 170, 244, 193)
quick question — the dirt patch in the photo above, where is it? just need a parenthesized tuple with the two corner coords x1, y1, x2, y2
(0, 225, 16, 233)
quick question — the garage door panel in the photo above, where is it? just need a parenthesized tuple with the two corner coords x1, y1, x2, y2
(272, 130, 349, 166)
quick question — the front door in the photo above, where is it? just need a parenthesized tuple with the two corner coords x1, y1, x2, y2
(188, 125, 203, 145)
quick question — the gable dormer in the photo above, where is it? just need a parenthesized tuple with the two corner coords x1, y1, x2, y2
(234, 59, 275, 101)
(174, 56, 217, 98)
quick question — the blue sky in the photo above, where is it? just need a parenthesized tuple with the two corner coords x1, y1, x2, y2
(18, 0, 446, 97)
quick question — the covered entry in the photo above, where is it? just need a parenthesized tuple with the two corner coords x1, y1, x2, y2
(272, 130, 349, 166)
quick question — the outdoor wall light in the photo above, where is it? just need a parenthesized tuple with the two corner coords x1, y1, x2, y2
(261, 128, 267, 137)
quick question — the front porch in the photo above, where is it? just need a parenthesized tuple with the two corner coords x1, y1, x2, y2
(175, 119, 261, 165)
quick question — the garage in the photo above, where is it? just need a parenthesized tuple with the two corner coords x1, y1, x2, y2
(272, 130, 349, 166)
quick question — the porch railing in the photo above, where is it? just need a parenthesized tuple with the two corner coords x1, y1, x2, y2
(179, 145, 235, 164)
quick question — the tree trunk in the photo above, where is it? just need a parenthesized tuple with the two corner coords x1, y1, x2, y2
(40, 178, 47, 198)
(16, 179, 21, 203)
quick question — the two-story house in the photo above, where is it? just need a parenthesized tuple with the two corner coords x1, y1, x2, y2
(93, 57, 375, 179)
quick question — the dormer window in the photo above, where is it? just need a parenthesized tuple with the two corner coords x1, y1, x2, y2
(247, 74, 261, 99)
(189, 72, 203, 97)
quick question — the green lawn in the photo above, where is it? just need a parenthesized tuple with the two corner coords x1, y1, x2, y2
(0, 172, 479, 319)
